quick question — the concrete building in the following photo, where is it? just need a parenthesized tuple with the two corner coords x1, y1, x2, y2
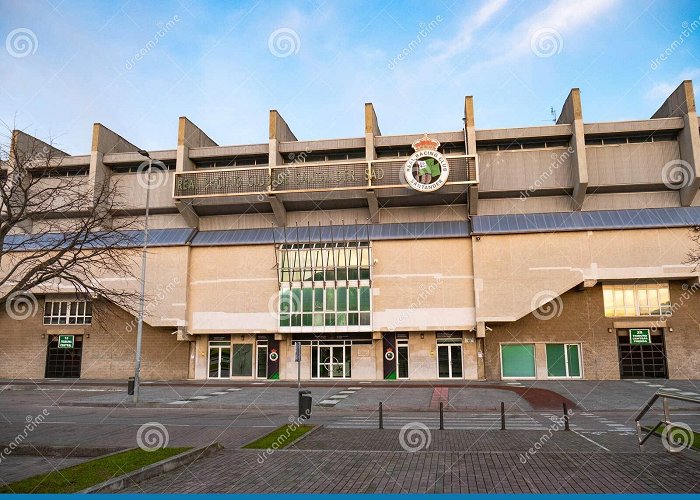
(2, 81, 700, 382)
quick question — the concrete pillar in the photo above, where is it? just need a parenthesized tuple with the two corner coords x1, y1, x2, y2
(175, 117, 217, 228)
(269, 109, 297, 168)
(465, 96, 479, 216)
(365, 102, 381, 223)
(652, 80, 700, 206)
(89, 123, 140, 210)
(556, 89, 588, 210)
(268, 110, 296, 226)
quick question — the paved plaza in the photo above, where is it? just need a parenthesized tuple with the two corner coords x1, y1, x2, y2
(0, 379, 699, 492)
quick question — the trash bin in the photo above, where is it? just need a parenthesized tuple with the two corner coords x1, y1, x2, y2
(127, 377, 135, 395)
(298, 390, 312, 419)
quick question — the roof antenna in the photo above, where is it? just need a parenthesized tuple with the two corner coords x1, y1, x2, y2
(548, 106, 557, 123)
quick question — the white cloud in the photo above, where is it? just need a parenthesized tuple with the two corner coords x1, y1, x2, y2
(432, 0, 508, 61)
(646, 68, 700, 102)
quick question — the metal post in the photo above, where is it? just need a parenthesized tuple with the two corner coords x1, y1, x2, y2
(501, 402, 506, 430)
(662, 396, 670, 424)
(439, 402, 444, 430)
(133, 157, 152, 403)
(379, 401, 383, 429)
(563, 402, 570, 431)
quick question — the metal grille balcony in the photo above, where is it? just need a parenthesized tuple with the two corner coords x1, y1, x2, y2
(173, 155, 478, 198)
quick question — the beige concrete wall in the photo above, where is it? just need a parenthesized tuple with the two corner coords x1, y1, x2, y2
(187, 245, 278, 334)
(586, 141, 680, 186)
(478, 148, 573, 193)
(372, 239, 475, 331)
(0, 298, 189, 380)
(473, 227, 699, 323)
(485, 282, 700, 381)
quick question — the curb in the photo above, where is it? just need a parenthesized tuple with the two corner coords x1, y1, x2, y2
(240, 422, 320, 450)
(79, 442, 223, 493)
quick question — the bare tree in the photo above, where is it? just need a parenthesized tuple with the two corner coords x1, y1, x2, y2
(0, 125, 143, 318)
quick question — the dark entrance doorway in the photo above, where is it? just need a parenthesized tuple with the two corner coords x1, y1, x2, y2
(45, 334, 83, 378)
(617, 328, 667, 379)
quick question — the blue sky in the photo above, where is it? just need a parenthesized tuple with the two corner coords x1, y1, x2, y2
(1, 0, 699, 153)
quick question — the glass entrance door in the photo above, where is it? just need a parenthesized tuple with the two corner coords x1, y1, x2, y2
(314, 344, 351, 378)
(45, 335, 83, 378)
(437, 344, 463, 378)
(208, 346, 231, 378)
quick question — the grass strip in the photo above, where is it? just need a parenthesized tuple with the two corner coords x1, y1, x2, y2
(243, 424, 314, 449)
(0, 447, 190, 493)
(642, 423, 700, 450)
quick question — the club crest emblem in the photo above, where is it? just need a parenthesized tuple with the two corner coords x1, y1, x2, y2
(403, 134, 449, 192)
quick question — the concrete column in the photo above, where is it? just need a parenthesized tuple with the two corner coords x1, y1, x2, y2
(269, 109, 297, 168)
(89, 123, 140, 222)
(652, 80, 700, 206)
(175, 117, 217, 228)
(465, 96, 479, 216)
(268, 110, 296, 226)
(365, 102, 381, 223)
(556, 89, 588, 210)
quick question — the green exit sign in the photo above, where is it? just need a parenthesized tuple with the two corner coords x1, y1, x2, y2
(630, 328, 651, 344)
(58, 335, 74, 349)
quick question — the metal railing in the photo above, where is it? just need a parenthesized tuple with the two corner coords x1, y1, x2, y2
(635, 389, 700, 451)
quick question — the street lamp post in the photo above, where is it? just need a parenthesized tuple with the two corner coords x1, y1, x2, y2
(133, 149, 152, 403)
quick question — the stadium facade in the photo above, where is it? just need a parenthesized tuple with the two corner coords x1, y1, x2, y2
(3, 80, 700, 382)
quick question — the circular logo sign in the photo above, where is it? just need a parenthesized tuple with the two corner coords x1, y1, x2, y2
(269, 350, 279, 362)
(403, 149, 449, 192)
(384, 349, 395, 361)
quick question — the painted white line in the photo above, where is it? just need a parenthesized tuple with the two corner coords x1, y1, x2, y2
(226, 388, 242, 391)
(319, 399, 340, 405)
(210, 392, 228, 395)
(338, 391, 356, 394)
(168, 400, 191, 405)
(330, 395, 349, 399)
(348, 387, 363, 390)
(679, 392, 699, 396)
(190, 396, 210, 400)
(572, 430, 610, 451)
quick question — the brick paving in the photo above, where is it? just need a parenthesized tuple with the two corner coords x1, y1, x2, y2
(123, 428, 700, 493)
(125, 448, 700, 493)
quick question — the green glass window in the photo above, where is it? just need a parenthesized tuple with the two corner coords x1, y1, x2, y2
(501, 344, 535, 378)
(302, 289, 313, 312)
(359, 287, 370, 311)
(546, 344, 566, 377)
(348, 288, 358, 311)
(546, 343, 581, 377)
(231, 344, 253, 376)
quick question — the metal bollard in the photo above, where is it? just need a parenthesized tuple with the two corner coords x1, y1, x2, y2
(379, 401, 384, 430)
(439, 402, 444, 430)
(501, 402, 506, 430)
(563, 402, 570, 431)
